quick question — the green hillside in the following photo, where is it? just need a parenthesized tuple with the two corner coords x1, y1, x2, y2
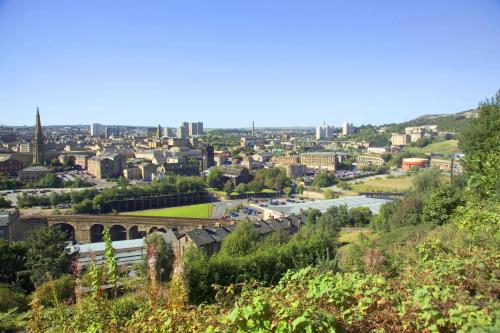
(405, 139, 462, 156)
(385, 111, 475, 133)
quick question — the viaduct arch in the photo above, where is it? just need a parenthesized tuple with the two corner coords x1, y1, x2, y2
(42, 214, 230, 243)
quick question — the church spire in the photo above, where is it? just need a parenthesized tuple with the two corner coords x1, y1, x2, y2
(156, 124, 162, 139)
(33, 107, 43, 164)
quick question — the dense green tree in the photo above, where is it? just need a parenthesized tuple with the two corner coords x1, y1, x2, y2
(219, 222, 259, 257)
(182, 247, 210, 303)
(306, 208, 322, 226)
(412, 167, 442, 194)
(338, 157, 354, 170)
(25, 227, 73, 287)
(223, 180, 234, 195)
(0, 285, 28, 312)
(234, 183, 247, 194)
(312, 171, 336, 188)
(0, 241, 31, 291)
(460, 95, 500, 198)
(349, 207, 372, 227)
(0, 176, 24, 190)
(318, 205, 349, 231)
(72, 198, 93, 213)
(246, 180, 264, 193)
(254, 168, 291, 191)
(92, 194, 105, 212)
(346, 125, 391, 146)
(145, 233, 175, 281)
(207, 168, 224, 189)
(411, 136, 434, 148)
(38, 173, 62, 188)
(422, 185, 464, 226)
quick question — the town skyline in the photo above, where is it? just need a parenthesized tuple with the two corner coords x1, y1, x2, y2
(0, 101, 482, 129)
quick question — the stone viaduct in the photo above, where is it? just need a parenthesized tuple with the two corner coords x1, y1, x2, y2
(21, 214, 231, 243)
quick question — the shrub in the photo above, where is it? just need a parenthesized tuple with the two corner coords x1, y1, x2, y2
(33, 275, 75, 307)
(112, 294, 144, 322)
(323, 189, 338, 199)
(0, 284, 28, 312)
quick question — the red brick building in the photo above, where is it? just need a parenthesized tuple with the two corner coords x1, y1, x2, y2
(0, 155, 23, 176)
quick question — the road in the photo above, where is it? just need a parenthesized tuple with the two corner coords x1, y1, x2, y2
(210, 199, 246, 219)
(329, 170, 404, 193)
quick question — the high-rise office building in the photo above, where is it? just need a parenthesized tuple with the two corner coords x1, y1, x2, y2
(315, 123, 334, 140)
(177, 123, 189, 139)
(342, 122, 353, 136)
(90, 123, 104, 137)
(105, 126, 120, 138)
(178, 121, 203, 137)
(164, 127, 174, 137)
(189, 122, 198, 136)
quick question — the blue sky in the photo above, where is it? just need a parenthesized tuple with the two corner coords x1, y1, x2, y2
(0, 0, 499, 128)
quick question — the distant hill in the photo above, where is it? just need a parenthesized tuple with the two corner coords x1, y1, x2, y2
(383, 109, 477, 133)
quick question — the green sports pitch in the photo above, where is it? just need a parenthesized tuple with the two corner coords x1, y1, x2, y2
(121, 203, 213, 218)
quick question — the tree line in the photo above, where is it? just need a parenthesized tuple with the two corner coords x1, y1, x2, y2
(16, 174, 205, 212)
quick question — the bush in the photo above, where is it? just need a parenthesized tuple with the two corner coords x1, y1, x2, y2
(112, 294, 144, 322)
(0, 197, 11, 208)
(33, 275, 76, 307)
(349, 206, 372, 226)
(145, 233, 175, 282)
(323, 189, 338, 199)
(0, 284, 28, 312)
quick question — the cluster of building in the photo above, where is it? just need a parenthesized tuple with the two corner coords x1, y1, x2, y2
(176, 121, 204, 139)
(314, 122, 354, 141)
(0, 109, 213, 182)
(390, 125, 439, 146)
(90, 121, 204, 140)
(0, 108, 466, 193)
(170, 214, 306, 256)
(68, 213, 307, 268)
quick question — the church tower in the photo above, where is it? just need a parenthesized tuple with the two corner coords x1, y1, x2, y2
(156, 124, 162, 139)
(33, 107, 43, 164)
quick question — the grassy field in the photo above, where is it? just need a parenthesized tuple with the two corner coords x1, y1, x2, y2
(349, 175, 414, 193)
(338, 228, 371, 243)
(406, 139, 461, 155)
(337, 228, 372, 263)
(121, 203, 213, 218)
(421, 139, 461, 154)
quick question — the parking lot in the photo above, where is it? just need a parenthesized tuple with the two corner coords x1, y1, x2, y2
(257, 195, 391, 218)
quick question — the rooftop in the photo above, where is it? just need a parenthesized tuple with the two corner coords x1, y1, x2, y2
(264, 195, 391, 215)
(21, 166, 50, 172)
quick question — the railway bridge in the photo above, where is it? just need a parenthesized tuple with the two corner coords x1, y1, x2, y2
(22, 214, 230, 243)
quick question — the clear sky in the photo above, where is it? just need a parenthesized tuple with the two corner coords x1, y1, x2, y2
(0, 0, 499, 128)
